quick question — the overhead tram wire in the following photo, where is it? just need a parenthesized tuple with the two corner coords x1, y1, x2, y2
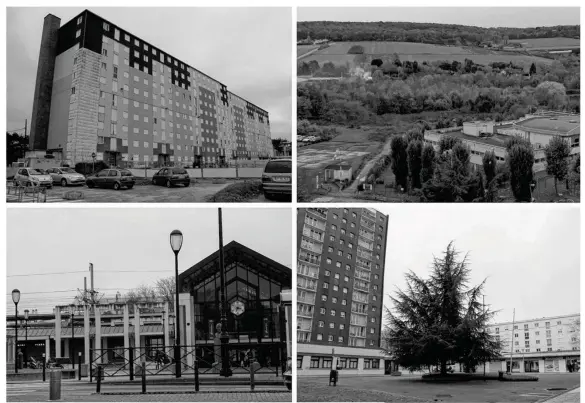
(7, 269, 171, 277)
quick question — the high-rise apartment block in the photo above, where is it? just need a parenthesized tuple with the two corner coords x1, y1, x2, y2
(29, 10, 272, 167)
(297, 208, 389, 375)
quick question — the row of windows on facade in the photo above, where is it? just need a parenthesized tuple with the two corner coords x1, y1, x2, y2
(76, 91, 267, 148)
(315, 313, 377, 325)
(91, 152, 221, 163)
(75, 20, 239, 100)
(302, 356, 380, 370)
(296, 333, 377, 347)
(317, 291, 378, 303)
(297, 300, 375, 315)
(331, 210, 385, 223)
(492, 320, 567, 333)
(303, 219, 382, 243)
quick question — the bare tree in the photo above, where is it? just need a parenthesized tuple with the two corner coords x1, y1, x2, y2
(155, 276, 176, 312)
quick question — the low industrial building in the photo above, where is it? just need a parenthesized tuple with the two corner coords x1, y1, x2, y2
(424, 112, 580, 175)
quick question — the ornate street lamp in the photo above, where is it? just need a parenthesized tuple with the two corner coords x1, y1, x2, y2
(170, 229, 183, 378)
(12, 289, 20, 374)
(24, 309, 29, 368)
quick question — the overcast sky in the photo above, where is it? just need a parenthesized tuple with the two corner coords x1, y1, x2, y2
(6, 7, 291, 140)
(6, 208, 292, 314)
(379, 205, 580, 325)
(298, 7, 580, 28)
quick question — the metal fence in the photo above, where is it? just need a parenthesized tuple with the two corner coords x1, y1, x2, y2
(89, 341, 286, 381)
(6, 184, 47, 203)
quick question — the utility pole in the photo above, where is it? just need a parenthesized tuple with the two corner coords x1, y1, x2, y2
(90, 263, 94, 305)
(483, 295, 486, 377)
(509, 308, 515, 374)
(24, 119, 27, 137)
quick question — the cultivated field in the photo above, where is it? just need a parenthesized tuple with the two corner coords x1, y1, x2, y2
(508, 37, 580, 51)
(297, 45, 319, 56)
(299, 41, 554, 67)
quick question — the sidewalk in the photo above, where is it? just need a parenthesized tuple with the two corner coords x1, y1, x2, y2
(541, 387, 580, 403)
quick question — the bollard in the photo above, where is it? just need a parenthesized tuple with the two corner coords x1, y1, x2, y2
(250, 360, 255, 391)
(96, 366, 102, 393)
(141, 362, 146, 394)
(329, 369, 338, 386)
(89, 349, 93, 383)
(42, 354, 46, 382)
(49, 370, 62, 400)
(194, 359, 200, 392)
(78, 352, 82, 381)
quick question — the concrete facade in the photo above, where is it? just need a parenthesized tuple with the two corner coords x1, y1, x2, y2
(31, 10, 273, 167)
(297, 208, 389, 376)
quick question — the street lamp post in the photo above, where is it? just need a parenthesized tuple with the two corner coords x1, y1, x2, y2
(70, 305, 75, 370)
(24, 309, 29, 369)
(170, 229, 183, 378)
(162, 310, 166, 350)
(218, 209, 232, 377)
(12, 289, 20, 374)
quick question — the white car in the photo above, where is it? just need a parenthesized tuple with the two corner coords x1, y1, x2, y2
(13, 168, 53, 188)
(46, 167, 85, 187)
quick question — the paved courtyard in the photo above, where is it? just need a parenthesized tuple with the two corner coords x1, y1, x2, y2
(298, 373, 581, 402)
(7, 380, 291, 402)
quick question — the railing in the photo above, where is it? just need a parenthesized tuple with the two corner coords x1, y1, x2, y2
(353, 282, 370, 292)
(352, 292, 368, 304)
(354, 270, 371, 282)
(302, 227, 324, 242)
(351, 308, 368, 316)
(300, 238, 323, 254)
(298, 251, 321, 266)
(297, 331, 311, 343)
(6, 184, 47, 203)
(90, 341, 286, 380)
(297, 264, 319, 279)
(360, 217, 375, 230)
(297, 279, 317, 291)
(357, 239, 374, 251)
(357, 247, 373, 261)
(297, 294, 316, 305)
(307, 208, 327, 220)
(358, 229, 375, 241)
(304, 216, 326, 231)
(362, 208, 376, 221)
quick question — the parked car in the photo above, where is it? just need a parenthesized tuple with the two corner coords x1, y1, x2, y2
(261, 159, 292, 199)
(283, 357, 292, 391)
(46, 167, 85, 187)
(85, 169, 135, 190)
(151, 167, 190, 187)
(13, 168, 53, 189)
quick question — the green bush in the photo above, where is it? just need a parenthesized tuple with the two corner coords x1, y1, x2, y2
(208, 181, 262, 202)
(347, 45, 365, 54)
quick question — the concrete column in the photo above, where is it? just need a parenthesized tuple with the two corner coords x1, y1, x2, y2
(55, 307, 62, 358)
(29, 13, 61, 150)
(64, 339, 70, 358)
(358, 357, 364, 373)
(83, 306, 90, 365)
(163, 302, 170, 352)
(95, 307, 102, 364)
(134, 305, 141, 361)
(181, 293, 193, 368)
(302, 355, 311, 371)
(538, 359, 545, 373)
(123, 305, 130, 363)
(559, 359, 567, 373)
(45, 337, 51, 360)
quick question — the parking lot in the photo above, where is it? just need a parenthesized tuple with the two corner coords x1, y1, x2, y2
(6, 179, 281, 203)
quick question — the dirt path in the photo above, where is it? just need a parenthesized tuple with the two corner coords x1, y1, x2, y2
(343, 138, 392, 193)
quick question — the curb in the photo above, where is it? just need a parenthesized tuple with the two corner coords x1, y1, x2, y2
(535, 386, 580, 403)
(95, 390, 291, 396)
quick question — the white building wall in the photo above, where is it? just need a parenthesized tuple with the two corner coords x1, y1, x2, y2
(298, 343, 385, 376)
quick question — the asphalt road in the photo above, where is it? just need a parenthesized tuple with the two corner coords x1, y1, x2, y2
(7, 380, 291, 402)
(298, 373, 581, 402)
(6, 181, 282, 203)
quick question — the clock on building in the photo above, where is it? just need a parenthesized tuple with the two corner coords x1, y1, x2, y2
(230, 300, 245, 316)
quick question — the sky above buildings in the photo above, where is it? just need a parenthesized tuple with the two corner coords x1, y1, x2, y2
(6, 208, 292, 314)
(380, 205, 580, 325)
(298, 7, 580, 28)
(6, 7, 292, 140)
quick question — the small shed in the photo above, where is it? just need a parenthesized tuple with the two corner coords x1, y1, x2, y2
(324, 163, 352, 182)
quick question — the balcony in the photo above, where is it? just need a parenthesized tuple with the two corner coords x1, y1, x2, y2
(297, 331, 311, 343)
(297, 279, 317, 291)
(357, 247, 373, 261)
(307, 208, 327, 220)
(352, 292, 368, 304)
(354, 270, 371, 282)
(304, 216, 326, 231)
(298, 251, 321, 266)
(297, 264, 319, 279)
(362, 208, 377, 221)
(302, 226, 324, 242)
(354, 282, 370, 292)
(297, 310, 314, 319)
(300, 237, 324, 254)
(350, 315, 367, 326)
(360, 217, 375, 230)
(358, 239, 374, 251)
(351, 308, 368, 316)
(349, 325, 367, 338)
(358, 229, 375, 241)
(297, 294, 316, 305)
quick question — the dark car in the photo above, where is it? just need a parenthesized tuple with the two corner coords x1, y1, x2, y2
(86, 169, 135, 190)
(152, 167, 190, 187)
(261, 159, 292, 199)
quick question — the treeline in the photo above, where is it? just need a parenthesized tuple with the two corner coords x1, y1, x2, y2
(297, 57, 579, 125)
(297, 21, 580, 46)
(380, 127, 579, 202)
